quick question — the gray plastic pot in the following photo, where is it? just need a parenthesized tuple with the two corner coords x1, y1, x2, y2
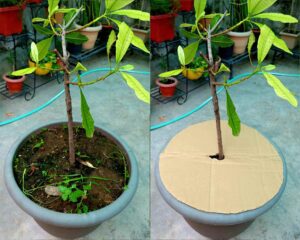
(4, 122, 139, 239)
(155, 133, 287, 239)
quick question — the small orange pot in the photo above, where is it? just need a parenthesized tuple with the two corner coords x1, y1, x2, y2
(3, 74, 26, 94)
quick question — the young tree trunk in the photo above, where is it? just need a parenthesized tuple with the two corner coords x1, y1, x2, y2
(61, 32, 76, 165)
(207, 30, 225, 160)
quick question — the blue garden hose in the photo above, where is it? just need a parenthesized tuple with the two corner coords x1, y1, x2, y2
(0, 68, 149, 127)
(1, 70, 299, 129)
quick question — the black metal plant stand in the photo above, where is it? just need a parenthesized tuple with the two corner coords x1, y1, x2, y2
(271, 46, 300, 64)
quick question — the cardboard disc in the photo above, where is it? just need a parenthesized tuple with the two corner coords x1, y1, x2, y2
(159, 120, 284, 214)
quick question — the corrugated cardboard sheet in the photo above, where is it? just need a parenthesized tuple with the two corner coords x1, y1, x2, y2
(159, 120, 283, 214)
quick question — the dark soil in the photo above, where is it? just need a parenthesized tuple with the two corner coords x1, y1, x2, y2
(160, 79, 175, 84)
(6, 75, 23, 80)
(14, 124, 129, 214)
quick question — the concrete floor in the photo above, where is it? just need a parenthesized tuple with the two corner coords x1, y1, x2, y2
(151, 53, 300, 240)
(0, 51, 150, 240)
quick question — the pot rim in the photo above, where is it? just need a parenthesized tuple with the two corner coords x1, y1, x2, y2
(156, 77, 178, 87)
(154, 120, 287, 226)
(2, 74, 25, 83)
(280, 30, 300, 37)
(151, 13, 177, 20)
(4, 121, 138, 228)
(0, 4, 25, 12)
(227, 30, 252, 37)
(74, 22, 102, 32)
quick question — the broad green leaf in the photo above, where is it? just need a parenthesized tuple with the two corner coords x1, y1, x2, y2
(121, 72, 150, 104)
(55, 8, 77, 14)
(69, 190, 84, 203)
(180, 28, 200, 39)
(80, 89, 95, 138)
(212, 35, 234, 47)
(273, 35, 292, 54)
(262, 64, 276, 71)
(226, 89, 241, 136)
(253, 13, 298, 23)
(263, 72, 298, 107)
(194, 0, 207, 22)
(248, 31, 256, 58)
(107, 30, 116, 56)
(48, 0, 60, 16)
(248, 0, 276, 16)
(131, 35, 150, 54)
(116, 22, 134, 63)
(110, 18, 122, 27)
(72, 62, 87, 73)
(159, 69, 183, 78)
(257, 24, 275, 64)
(111, 10, 149, 21)
(66, 32, 88, 44)
(180, 23, 195, 28)
(11, 67, 36, 76)
(33, 24, 53, 35)
(177, 46, 185, 66)
(120, 65, 134, 71)
(32, 17, 48, 23)
(36, 37, 53, 61)
(106, 0, 134, 12)
(184, 40, 200, 65)
(30, 42, 39, 64)
(215, 63, 230, 75)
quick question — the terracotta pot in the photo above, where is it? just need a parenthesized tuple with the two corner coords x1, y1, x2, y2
(0, 5, 25, 36)
(227, 31, 251, 55)
(180, 0, 194, 11)
(280, 30, 300, 50)
(29, 60, 52, 76)
(132, 27, 150, 43)
(2, 74, 26, 94)
(156, 77, 178, 97)
(26, 0, 42, 3)
(75, 23, 102, 50)
(151, 13, 177, 43)
(182, 67, 204, 80)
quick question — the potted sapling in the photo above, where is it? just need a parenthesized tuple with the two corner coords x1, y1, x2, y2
(156, 76, 179, 97)
(4, 0, 150, 238)
(155, 0, 298, 238)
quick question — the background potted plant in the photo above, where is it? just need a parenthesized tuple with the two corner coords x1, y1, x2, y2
(150, 0, 180, 43)
(4, 0, 150, 238)
(156, 0, 298, 237)
(75, 0, 103, 50)
(131, 0, 150, 43)
(280, 0, 300, 49)
(182, 55, 208, 80)
(227, 0, 251, 54)
(156, 76, 178, 97)
(0, 0, 26, 36)
(179, 0, 194, 12)
(28, 50, 58, 75)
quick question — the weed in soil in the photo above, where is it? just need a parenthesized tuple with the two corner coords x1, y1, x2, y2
(13, 124, 130, 214)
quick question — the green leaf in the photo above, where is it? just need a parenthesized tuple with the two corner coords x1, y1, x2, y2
(116, 22, 133, 63)
(159, 69, 183, 78)
(184, 40, 200, 65)
(11, 67, 36, 76)
(212, 35, 234, 48)
(111, 10, 149, 21)
(120, 65, 134, 71)
(36, 37, 53, 61)
(48, 0, 60, 16)
(83, 184, 92, 191)
(248, 31, 256, 57)
(131, 35, 150, 54)
(72, 62, 87, 73)
(106, 0, 134, 12)
(107, 30, 116, 57)
(177, 46, 185, 66)
(80, 89, 95, 138)
(32, 17, 49, 24)
(30, 42, 39, 64)
(66, 32, 88, 44)
(257, 24, 275, 64)
(180, 23, 195, 28)
(262, 64, 276, 71)
(273, 35, 292, 54)
(82, 204, 89, 213)
(194, 0, 207, 22)
(253, 13, 298, 23)
(69, 189, 84, 203)
(215, 63, 230, 75)
(180, 28, 200, 39)
(248, 0, 276, 16)
(263, 72, 298, 107)
(55, 8, 77, 14)
(226, 89, 241, 136)
(33, 24, 53, 35)
(121, 72, 150, 104)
